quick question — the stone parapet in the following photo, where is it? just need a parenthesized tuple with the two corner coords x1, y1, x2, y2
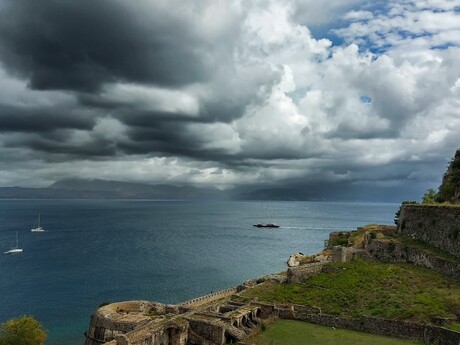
(180, 287, 238, 308)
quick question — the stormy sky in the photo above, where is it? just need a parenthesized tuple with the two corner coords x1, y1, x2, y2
(0, 0, 459, 199)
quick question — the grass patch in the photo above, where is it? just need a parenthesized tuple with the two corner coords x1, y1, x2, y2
(240, 259, 460, 323)
(254, 320, 423, 345)
(447, 322, 460, 332)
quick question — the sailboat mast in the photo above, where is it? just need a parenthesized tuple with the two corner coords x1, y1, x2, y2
(16, 231, 18, 247)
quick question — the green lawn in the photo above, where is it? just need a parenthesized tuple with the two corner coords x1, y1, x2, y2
(255, 320, 423, 345)
(238, 259, 460, 324)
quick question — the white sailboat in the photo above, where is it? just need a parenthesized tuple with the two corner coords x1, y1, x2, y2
(31, 214, 45, 232)
(4, 231, 23, 254)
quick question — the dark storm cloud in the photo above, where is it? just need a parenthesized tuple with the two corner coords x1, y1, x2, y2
(2, 132, 118, 159)
(0, 0, 211, 92)
(0, 104, 96, 133)
(120, 111, 200, 126)
(0, 0, 281, 164)
(120, 124, 226, 161)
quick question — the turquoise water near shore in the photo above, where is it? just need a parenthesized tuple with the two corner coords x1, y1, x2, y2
(0, 200, 398, 344)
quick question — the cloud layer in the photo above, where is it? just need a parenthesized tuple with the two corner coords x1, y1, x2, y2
(0, 0, 459, 199)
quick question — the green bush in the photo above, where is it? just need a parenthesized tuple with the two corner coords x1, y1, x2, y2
(0, 316, 47, 345)
(422, 188, 438, 204)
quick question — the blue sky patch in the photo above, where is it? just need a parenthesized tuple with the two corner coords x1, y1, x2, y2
(360, 96, 372, 104)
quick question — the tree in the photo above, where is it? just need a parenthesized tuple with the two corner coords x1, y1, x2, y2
(0, 316, 46, 345)
(422, 188, 437, 204)
(436, 149, 460, 203)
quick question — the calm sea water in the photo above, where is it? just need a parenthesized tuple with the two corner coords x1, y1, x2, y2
(0, 200, 398, 345)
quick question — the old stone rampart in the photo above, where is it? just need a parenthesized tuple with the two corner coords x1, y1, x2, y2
(180, 287, 238, 308)
(84, 301, 156, 345)
(366, 239, 460, 280)
(398, 205, 460, 257)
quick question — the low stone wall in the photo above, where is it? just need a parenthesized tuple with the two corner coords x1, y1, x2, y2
(287, 262, 324, 284)
(280, 313, 460, 345)
(398, 205, 460, 257)
(115, 321, 188, 345)
(180, 287, 238, 308)
(331, 246, 372, 263)
(366, 239, 460, 280)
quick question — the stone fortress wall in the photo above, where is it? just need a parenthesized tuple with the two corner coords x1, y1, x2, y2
(398, 204, 460, 256)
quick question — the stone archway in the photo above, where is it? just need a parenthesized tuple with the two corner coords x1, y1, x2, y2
(242, 315, 247, 326)
(224, 331, 238, 344)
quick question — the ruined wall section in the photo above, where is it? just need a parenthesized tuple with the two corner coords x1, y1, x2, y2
(187, 319, 225, 345)
(398, 205, 460, 257)
(366, 239, 460, 280)
(287, 262, 323, 284)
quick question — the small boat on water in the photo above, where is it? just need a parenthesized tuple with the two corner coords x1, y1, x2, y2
(253, 201, 280, 228)
(253, 223, 280, 228)
(31, 214, 45, 232)
(4, 231, 23, 254)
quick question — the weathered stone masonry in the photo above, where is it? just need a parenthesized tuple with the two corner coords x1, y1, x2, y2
(83, 285, 273, 345)
(398, 205, 460, 257)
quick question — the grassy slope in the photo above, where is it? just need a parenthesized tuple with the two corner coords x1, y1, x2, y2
(255, 320, 423, 345)
(239, 260, 460, 323)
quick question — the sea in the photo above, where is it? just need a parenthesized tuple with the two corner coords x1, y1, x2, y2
(0, 199, 399, 345)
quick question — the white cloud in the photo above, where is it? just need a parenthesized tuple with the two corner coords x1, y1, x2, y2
(344, 10, 374, 21)
(335, 0, 460, 53)
(100, 83, 200, 116)
(292, 0, 368, 26)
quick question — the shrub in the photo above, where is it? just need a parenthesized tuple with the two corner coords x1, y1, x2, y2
(0, 316, 47, 345)
(422, 188, 438, 204)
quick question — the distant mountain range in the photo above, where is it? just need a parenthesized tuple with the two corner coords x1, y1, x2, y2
(49, 179, 223, 199)
(0, 178, 421, 202)
(0, 179, 223, 200)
